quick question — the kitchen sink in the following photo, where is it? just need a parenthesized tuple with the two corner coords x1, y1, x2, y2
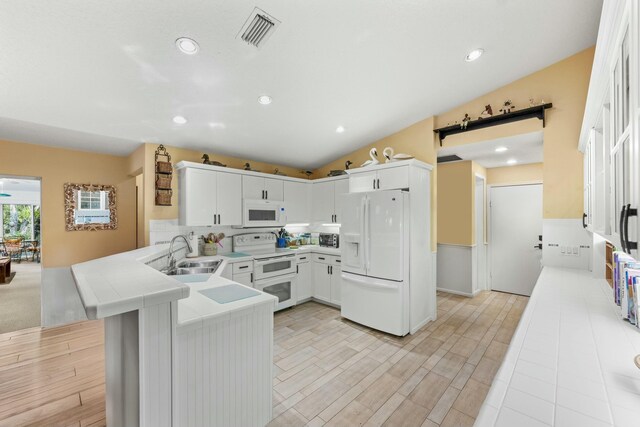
(163, 259, 222, 277)
(176, 260, 222, 269)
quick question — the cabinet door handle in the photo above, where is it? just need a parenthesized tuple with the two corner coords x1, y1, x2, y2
(239, 265, 248, 269)
(296, 265, 299, 274)
(327, 265, 330, 274)
(625, 204, 638, 251)
(330, 265, 333, 274)
(582, 213, 587, 229)
(250, 273, 253, 282)
(266, 190, 268, 199)
(218, 214, 221, 224)
(262, 190, 265, 199)
(373, 179, 375, 190)
(377, 179, 380, 189)
(620, 205, 627, 253)
(214, 213, 217, 225)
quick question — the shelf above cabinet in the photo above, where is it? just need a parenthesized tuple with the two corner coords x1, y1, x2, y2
(434, 103, 553, 146)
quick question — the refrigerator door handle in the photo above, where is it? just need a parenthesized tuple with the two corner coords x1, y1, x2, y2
(341, 272, 399, 290)
(365, 197, 371, 272)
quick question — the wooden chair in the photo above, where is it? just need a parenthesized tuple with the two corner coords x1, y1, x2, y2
(3, 238, 24, 263)
(24, 240, 40, 263)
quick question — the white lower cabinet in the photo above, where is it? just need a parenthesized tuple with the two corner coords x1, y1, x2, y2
(330, 263, 342, 305)
(296, 258, 311, 301)
(312, 261, 331, 303)
(233, 272, 253, 287)
(311, 254, 341, 306)
(232, 261, 253, 287)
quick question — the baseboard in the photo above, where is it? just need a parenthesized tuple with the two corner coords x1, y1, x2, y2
(436, 287, 481, 298)
(410, 316, 433, 335)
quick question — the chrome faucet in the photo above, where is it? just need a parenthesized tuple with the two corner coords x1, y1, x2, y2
(167, 235, 193, 272)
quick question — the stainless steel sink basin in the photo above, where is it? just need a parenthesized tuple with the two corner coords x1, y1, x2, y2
(177, 260, 222, 269)
(166, 262, 221, 276)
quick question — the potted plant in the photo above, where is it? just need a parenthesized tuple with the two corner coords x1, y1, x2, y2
(202, 232, 225, 256)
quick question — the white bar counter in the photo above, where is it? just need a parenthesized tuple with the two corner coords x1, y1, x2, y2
(72, 245, 276, 427)
(475, 267, 640, 427)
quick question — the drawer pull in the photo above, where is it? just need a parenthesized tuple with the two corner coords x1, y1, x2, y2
(239, 265, 248, 269)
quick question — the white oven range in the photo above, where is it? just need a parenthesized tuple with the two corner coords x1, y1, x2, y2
(233, 233, 297, 311)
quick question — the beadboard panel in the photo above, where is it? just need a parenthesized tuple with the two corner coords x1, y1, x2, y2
(139, 303, 172, 427)
(174, 304, 273, 427)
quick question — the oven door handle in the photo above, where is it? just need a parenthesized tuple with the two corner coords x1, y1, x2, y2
(254, 254, 296, 264)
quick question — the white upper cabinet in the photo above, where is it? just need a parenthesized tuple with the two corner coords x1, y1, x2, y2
(349, 166, 409, 193)
(581, 1, 640, 255)
(264, 178, 284, 201)
(216, 172, 242, 226)
(333, 179, 349, 224)
(349, 170, 377, 193)
(283, 181, 310, 224)
(312, 181, 335, 223)
(242, 175, 284, 201)
(179, 168, 217, 226)
(311, 178, 348, 224)
(179, 169, 242, 226)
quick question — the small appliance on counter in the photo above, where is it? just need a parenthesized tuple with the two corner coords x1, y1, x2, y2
(319, 233, 339, 248)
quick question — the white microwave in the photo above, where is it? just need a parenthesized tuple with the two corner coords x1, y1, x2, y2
(241, 199, 286, 228)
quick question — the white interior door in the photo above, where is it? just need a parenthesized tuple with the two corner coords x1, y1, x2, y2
(475, 176, 487, 292)
(490, 184, 543, 296)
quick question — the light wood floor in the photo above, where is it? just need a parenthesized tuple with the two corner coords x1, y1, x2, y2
(269, 291, 528, 427)
(0, 290, 527, 427)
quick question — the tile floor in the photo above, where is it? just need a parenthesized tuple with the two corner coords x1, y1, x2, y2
(269, 291, 528, 427)
(0, 289, 527, 426)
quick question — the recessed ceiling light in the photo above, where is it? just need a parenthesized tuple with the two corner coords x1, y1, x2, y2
(173, 115, 187, 125)
(495, 146, 508, 153)
(465, 48, 484, 62)
(258, 95, 272, 105)
(175, 37, 199, 55)
(336, 126, 345, 133)
(507, 159, 518, 165)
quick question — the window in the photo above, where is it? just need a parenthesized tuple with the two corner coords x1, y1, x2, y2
(79, 191, 105, 210)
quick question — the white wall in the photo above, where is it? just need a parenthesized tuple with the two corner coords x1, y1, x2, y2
(542, 219, 592, 270)
(436, 244, 474, 296)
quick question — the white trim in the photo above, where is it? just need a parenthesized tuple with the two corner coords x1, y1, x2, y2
(437, 242, 474, 248)
(436, 287, 482, 298)
(410, 316, 433, 335)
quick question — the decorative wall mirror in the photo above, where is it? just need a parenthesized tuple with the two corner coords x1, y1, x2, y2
(64, 183, 117, 231)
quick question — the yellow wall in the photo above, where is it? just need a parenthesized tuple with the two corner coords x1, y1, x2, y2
(487, 163, 544, 186)
(313, 117, 439, 250)
(0, 139, 136, 268)
(137, 143, 310, 245)
(435, 47, 593, 219)
(437, 160, 486, 246)
(437, 161, 473, 245)
(313, 47, 593, 250)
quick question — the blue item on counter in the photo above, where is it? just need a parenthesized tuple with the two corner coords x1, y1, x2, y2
(277, 237, 286, 248)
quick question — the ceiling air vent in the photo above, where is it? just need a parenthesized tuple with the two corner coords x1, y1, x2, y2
(437, 155, 463, 163)
(238, 8, 280, 48)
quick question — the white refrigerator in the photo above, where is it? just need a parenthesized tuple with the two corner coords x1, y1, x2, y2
(340, 190, 410, 336)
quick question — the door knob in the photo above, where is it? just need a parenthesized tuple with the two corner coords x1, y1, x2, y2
(533, 244, 542, 250)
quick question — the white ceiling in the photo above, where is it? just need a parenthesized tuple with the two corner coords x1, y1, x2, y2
(0, 177, 41, 193)
(437, 131, 543, 168)
(0, 0, 602, 169)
